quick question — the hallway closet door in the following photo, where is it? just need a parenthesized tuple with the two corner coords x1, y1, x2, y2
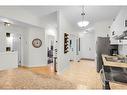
(80, 33, 95, 60)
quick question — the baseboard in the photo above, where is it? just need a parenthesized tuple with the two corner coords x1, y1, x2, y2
(20, 65, 48, 69)
(80, 58, 95, 61)
(19, 66, 28, 68)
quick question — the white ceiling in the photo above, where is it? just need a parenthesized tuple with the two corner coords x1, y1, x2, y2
(0, 6, 123, 31)
(21, 6, 122, 31)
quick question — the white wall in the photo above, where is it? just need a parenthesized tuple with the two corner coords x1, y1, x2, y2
(94, 20, 112, 40)
(0, 22, 46, 68)
(25, 27, 47, 67)
(39, 12, 58, 64)
(39, 11, 80, 74)
(40, 12, 57, 42)
(0, 23, 28, 66)
(79, 20, 112, 60)
(0, 52, 18, 70)
(40, 11, 57, 29)
(57, 11, 80, 74)
(0, 8, 55, 68)
(0, 7, 39, 27)
(80, 32, 95, 60)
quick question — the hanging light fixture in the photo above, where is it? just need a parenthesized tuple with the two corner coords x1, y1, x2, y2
(77, 6, 89, 28)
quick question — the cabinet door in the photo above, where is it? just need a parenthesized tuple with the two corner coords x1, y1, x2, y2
(122, 40, 127, 44)
(110, 9, 126, 37)
(115, 12, 124, 36)
(110, 20, 118, 37)
(110, 37, 118, 45)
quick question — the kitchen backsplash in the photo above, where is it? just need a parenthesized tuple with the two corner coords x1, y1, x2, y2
(118, 45, 127, 56)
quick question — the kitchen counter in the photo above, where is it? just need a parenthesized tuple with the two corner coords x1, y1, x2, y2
(102, 54, 127, 68)
(101, 54, 127, 89)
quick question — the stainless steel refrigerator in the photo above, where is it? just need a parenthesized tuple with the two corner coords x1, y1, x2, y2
(96, 37, 111, 72)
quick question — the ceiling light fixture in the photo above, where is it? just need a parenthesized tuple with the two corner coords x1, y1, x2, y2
(1, 18, 12, 27)
(4, 22, 11, 26)
(78, 21, 89, 28)
(77, 6, 89, 28)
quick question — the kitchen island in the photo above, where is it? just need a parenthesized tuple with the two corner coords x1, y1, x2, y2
(102, 54, 127, 68)
(101, 54, 127, 89)
(0, 51, 18, 70)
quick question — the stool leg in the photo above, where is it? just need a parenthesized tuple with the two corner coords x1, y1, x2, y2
(103, 81, 110, 90)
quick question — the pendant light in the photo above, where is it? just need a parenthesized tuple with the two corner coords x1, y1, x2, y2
(77, 6, 89, 28)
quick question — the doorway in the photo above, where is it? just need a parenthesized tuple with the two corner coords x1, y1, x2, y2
(47, 35, 55, 71)
(69, 34, 80, 61)
(12, 33, 22, 66)
(6, 32, 22, 66)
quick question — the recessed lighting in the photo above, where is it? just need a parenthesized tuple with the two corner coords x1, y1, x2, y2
(78, 21, 89, 28)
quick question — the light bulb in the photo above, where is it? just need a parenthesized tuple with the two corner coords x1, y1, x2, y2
(78, 21, 89, 27)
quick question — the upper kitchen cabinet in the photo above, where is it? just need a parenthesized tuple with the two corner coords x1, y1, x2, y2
(110, 7, 127, 45)
(110, 8, 127, 37)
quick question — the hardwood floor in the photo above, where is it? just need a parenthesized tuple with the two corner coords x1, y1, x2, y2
(61, 60, 127, 89)
(23, 64, 55, 76)
(21, 60, 127, 89)
(60, 60, 102, 89)
(0, 68, 76, 89)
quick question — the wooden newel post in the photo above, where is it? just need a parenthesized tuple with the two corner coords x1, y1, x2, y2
(54, 57, 57, 72)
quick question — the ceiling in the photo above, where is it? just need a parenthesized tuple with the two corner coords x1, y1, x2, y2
(21, 6, 122, 31)
(0, 6, 123, 31)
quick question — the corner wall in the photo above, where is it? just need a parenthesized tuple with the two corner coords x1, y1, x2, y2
(94, 20, 112, 40)
(39, 11, 58, 65)
(57, 11, 80, 74)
